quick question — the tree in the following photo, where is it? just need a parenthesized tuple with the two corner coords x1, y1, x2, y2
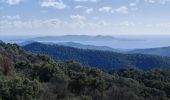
(0, 76, 42, 100)
(0, 55, 13, 75)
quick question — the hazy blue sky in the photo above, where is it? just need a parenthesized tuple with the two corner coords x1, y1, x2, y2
(0, 0, 170, 36)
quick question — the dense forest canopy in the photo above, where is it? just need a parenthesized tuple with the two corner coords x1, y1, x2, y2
(0, 41, 170, 100)
(24, 42, 170, 71)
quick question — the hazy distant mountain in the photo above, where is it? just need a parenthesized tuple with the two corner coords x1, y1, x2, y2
(23, 42, 170, 71)
(18, 40, 36, 46)
(0, 40, 3, 43)
(19, 40, 122, 52)
(15, 40, 170, 57)
(56, 42, 122, 52)
(33, 35, 116, 41)
(129, 46, 170, 57)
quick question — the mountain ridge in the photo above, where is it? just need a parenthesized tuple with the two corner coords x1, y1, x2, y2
(33, 35, 116, 41)
(23, 42, 170, 71)
(57, 41, 121, 52)
(18, 40, 123, 52)
(128, 46, 170, 57)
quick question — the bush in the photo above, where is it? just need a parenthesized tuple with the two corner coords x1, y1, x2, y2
(0, 76, 42, 100)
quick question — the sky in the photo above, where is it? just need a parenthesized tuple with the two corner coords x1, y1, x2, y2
(0, 0, 170, 36)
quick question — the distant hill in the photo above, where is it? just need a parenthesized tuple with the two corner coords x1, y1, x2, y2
(18, 40, 36, 46)
(0, 40, 3, 43)
(23, 42, 170, 71)
(33, 35, 116, 41)
(128, 46, 170, 57)
(56, 42, 122, 52)
(18, 41, 122, 52)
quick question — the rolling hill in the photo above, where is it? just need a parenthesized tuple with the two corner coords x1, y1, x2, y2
(129, 46, 170, 57)
(54, 42, 122, 52)
(23, 42, 170, 71)
(18, 41, 122, 52)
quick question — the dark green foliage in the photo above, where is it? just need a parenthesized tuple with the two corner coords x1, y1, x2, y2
(0, 76, 42, 100)
(31, 61, 64, 82)
(0, 42, 170, 100)
(117, 68, 170, 100)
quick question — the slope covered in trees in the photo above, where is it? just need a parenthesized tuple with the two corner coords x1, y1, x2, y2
(23, 42, 170, 71)
(0, 41, 170, 100)
(55, 42, 121, 52)
(128, 46, 170, 57)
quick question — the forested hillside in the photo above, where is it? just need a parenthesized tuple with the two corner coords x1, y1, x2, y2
(56, 42, 121, 52)
(24, 42, 170, 71)
(129, 46, 170, 57)
(0, 41, 170, 100)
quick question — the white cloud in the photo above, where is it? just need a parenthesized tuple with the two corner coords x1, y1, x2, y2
(75, 5, 87, 9)
(1, 18, 170, 35)
(119, 21, 135, 26)
(144, 0, 170, 4)
(146, 22, 170, 27)
(74, 0, 98, 3)
(114, 6, 129, 14)
(75, 5, 94, 14)
(129, 2, 138, 11)
(40, 0, 67, 9)
(99, 6, 129, 14)
(2, 0, 23, 5)
(129, 2, 137, 6)
(0, 18, 115, 35)
(99, 6, 112, 12)
(70, 15, 86, 20)
(85, 8, 94, 14)
(0, 18, 88, 34)
(2, 15, 20, 20)
(145, 0, 156, 3)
